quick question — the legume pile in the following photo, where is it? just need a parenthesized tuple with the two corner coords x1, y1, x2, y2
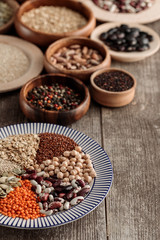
(0, 1, 13, 27)
(99, 24, 153, 52)
(50, 44, 103, 70)
(21, 6, 87, 34)
(0, 133, 96, 219)
(92, 0, 155, 13)
(0, 43, 29, 84)
(27, 84, 82, 111)
(94, 71, 134, 92)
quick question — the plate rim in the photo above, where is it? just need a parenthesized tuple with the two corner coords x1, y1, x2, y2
(0, 35, 44, 93)
(0, 122, 113, 229)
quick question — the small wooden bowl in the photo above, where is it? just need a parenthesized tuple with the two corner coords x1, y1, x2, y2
(20, 73, 91, 125)
(14, 0, 96, 46)
(90, 68, 136, 107)
(0, 0, 19, 34)
(44, 37, 111, 82)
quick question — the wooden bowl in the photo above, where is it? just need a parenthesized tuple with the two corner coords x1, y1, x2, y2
(0, 0, 19, 34)
(44, 37, 111, 82)
(20, 73, 91, 125)
(90, 68, 136, 107)
(91, 22, 160, 62)
(14, 0, 96, 46)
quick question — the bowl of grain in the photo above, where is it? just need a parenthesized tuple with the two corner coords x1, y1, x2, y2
(0, 0, 19, 34)
(90, 68, 136, 107)
(14, 0, 96, 46)
(20, 73, 91, 125)
(44, 37, 111, 82)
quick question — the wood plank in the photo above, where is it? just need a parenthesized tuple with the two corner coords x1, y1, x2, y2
(0, 99, 107, 240)
(102, 21, 160, 240)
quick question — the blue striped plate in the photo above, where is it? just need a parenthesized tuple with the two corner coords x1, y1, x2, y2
(0, 123, 113, 229)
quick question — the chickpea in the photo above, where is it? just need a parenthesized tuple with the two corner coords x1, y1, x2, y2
(63, 177, 69, 182)
(70, 158, 77, 162)
(74, 166, 81, 173)
(54, 167, 60, 174)
(48, 165, 55, 171)
(70, 169, 77, 175)
(83, 163, 87, 168)
(53, 161, 59, 167)
(53, 157, 59, 162)
(69, 175, 75, 181)
(40, 164, 45, 170)
(71, 150, 78, 156)
(84, 168, 90, 173)
(60, 166, 67, 173)
(59, 156, 67, 162)
(63, 171, 69, 177)
(67, 166, 73, 171)
(57, 172, 64, 179)
(85, 159, 92, 164)
(36, 168, 42, 173)
(63, 151, 70, 157)
(84, 172, 89, 178)
(70, 161, 76, 167)
(49, 171, 54, 176)
(84, 154, 90, 160)
(77, 159, 84, 164)
(87, 163, 93, 168)
(34, 164, 39, 169)
(79, 172, 83, 177)
(45, 159, 52, 166)
(44, 167, 48, 172)
(28, 166, 34, 171)
(75, 175, 81, 180)
(61, 161, 68, 167)
(89, 170, 96, 178)
(75, 146, 82, 153)
(43, 172, 50, 178)
(85, 176, 92, 183)
(76, 162, 83, 168)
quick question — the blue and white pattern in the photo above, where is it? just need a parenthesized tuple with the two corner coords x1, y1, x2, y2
(0, 123, 113, 229)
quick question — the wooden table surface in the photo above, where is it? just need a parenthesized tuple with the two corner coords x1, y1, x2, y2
(0, 20, 159, 240)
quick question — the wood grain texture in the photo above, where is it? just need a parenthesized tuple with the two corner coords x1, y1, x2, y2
(103, 21, 160, 240)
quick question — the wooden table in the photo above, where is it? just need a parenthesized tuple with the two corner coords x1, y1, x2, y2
(0, 21, 159, 240)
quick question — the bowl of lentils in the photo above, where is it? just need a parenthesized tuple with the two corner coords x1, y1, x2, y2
(19, 73, 91, 125)
(44, 37, 111, 82)
(90, 68, 136, 107)
(14, 0, 96, 46)
(0, 0, 19, 34)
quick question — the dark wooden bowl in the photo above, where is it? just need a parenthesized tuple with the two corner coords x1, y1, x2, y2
(19, 73, 91, 125)
(14, 0, 96, 46)
(0, 0, 19, 34)
(44, 37, 111, 82)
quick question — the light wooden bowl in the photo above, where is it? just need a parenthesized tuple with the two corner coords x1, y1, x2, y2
(14, 0, 96, 46)
(91, 23, 160, 62)
(20, 73, 91, 125)
(90, 68, 136, 107)
(0, 0, 19, 34)
(83, 0, 160, 24)
(44, 37, 111, 82)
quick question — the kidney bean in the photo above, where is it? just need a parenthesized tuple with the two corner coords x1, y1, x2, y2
(41, 180, 52, 187)
(36, 184, 42, 194)
(45, 177, 58, 183)
(66, 189, 74, 200)
(63, 185, 73, 192)
(26, 169, 36, 174)
(49, 194, 54, 202)
(49, 201, 62, 210)
(38, 202, 43, 210)
(63, 201, 70, 210)
(44, 187, 52, 193)
(37, 171, 45, 177)
(54, 186, 64, 192)
(30, 180, 38, 186)
(70, 196, 84, 205)
(54, 197, 65, 203)
(52, 179, 62, 187)
(40, 209, 53, 216)
(72, 193, 77, 199)
(29, 173, 37, 180)
(71, 179, 78, 188)
(76, 179, 85, 188)
(59, 193, 66, 198)
(40, 193, 49, 201)
(43, 202, 49, 211)
(21, 174, 30, 180)
(77, 185, 91, 197)
(36, 176, 43, 184)
(31, 185, 37, 192)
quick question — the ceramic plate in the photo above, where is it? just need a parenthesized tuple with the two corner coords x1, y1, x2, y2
(0, 36, 44, 93)
(0, 123, 113, 229)
(91, 23, 160, 62)
(83, 0, 160, 23)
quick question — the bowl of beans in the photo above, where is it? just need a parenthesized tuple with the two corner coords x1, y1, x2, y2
(19, 73, 91, 125)
(90, 68, 136, 107)
(44, 37, 111, 82)
(14, 0, 96, 46)
(0, 0, 19, 34)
